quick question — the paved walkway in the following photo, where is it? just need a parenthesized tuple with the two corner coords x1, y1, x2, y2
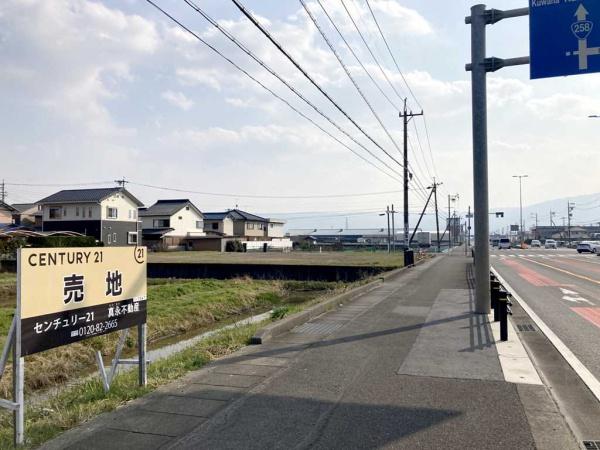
(42, 254, 578, 449)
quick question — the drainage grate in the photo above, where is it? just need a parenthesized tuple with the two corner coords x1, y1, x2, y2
(583, 441, 600, 450)
(516, 323, 536, 332)
(292, 322, 343, 335)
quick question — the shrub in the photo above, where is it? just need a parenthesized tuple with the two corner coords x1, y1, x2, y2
(28, 236, 99, 248)
(225, 240, 245, 252)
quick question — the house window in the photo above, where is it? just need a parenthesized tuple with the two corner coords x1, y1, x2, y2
(107, 233, 112, 245)
(89, 207, 93, 218)
(63, 208, 67, 218)
(247, 223, 254, 230)
(196, 221, 203, 229)
(113, 233, 117, 244)
(76, 207, 80, 217)
(49, 208, 61, 219)
(128, 210, 132, 219)
(128, 232, 138, 245)
(258, 223, 264, 230)
(107, 207, 118, 219)
(186, 206, 190, 210)
(178, 216, 182, 220)
(153, 219, 170, 228)
(211, 222, 219, 230)
(270, 223, 274, 228)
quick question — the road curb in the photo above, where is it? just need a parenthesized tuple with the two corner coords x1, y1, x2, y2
(250, 256, 432, 345)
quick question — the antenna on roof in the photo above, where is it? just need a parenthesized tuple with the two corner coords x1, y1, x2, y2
(115, 178, 128, 187)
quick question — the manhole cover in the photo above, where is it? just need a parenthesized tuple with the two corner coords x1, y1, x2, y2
(583, 441, 600, 450)
(292, 322, 343, 335)
(516, 324, 536, 332)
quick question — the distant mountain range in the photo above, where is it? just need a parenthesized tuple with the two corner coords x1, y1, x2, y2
(264, 192, 600, 234)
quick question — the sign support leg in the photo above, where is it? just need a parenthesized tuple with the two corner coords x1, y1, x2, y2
(13, 325, 24, 446)
(138, 324, 147, 387)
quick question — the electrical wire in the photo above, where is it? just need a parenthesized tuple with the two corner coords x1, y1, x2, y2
(178, 0, 404, 182)
(230, 0, 405, 169)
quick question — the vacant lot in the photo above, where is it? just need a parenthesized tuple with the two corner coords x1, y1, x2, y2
(149, 250, 406, 267)
(0, 274, 346, 396)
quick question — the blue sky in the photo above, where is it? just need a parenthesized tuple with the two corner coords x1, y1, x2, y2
(2, 0, 600, 230)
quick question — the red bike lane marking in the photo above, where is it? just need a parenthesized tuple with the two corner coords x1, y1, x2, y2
(501, 258, 562, 286)
(571, 307, 600, 329)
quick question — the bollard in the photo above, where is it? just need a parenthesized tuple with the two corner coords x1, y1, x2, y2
(495, 289, 508, 323)
(499, 295, 508, 341)
(490, 280, 500, 311)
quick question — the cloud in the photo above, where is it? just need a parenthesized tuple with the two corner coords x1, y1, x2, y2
(176, 67, 223, 91)
(161, 90, 194, 110)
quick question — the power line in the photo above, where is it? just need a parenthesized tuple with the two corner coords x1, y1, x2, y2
(230, 0, 405, 169)
(315, 0, 400, 111)
(300, 0, 406, 162)
(363, 0, 419, 109)
(177, 0, 404, 182)
(340, 0, 405, 104)
(362, 0, 439, 180)
(129, 181, 411, 199)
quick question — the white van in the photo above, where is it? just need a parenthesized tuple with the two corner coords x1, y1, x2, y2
(498, 238, 511, 249)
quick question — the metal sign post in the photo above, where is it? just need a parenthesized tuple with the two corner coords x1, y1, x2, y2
(465, 5, 529, 314)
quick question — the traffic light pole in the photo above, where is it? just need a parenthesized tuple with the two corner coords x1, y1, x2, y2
(466, 5, 529, 314)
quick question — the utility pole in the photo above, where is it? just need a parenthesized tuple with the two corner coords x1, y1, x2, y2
(380, 206, 391, 253)
(531, 213, 538, 240)
(550, 210, 556, 226)
(433, 180, 442, 253)
(391, 203, 396, 252)
(568, 202, 575, 246)
(399, 98, 423, 251)
(0, 180, 6, 203)
(512, 174, 528, 247)
(115, 178, 128, 187)
(447, 194, 459, 251)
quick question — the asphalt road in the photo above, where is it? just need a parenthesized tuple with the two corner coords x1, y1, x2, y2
(491, 247, 600, 383)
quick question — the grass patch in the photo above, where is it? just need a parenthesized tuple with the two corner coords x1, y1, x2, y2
(0, 321, 263, 449)
(0, 277, 343, 397)
(149, 250, 406, 267)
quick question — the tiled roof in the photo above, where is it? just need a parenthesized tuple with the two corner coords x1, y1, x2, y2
(0, 201, 18, 212)
(139, 199, 201, 217)
(37, 188, 143, 206)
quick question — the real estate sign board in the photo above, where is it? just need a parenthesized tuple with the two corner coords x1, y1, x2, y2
(18, 246, 147, 355)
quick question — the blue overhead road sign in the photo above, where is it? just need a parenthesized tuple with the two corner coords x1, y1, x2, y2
(530, 0, 600, 79)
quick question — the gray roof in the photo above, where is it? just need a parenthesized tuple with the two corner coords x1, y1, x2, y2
(0, 201, 18, 212)
(11, 203, 37, 213)
(203, 209, 266, 222)
(37, 187, 143, 206)
(140, 199, 202, 217)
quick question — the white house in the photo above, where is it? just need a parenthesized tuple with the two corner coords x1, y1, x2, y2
(140, 199, 205, 249)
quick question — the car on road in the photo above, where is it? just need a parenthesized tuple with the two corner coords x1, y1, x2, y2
(544, 239, 557, 249)
(576, 241, 600, 253)
(531, 240, 541, 248)
(498, 238, 511, 249)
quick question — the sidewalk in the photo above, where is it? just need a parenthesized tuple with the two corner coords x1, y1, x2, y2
(42, 253, 578, 449)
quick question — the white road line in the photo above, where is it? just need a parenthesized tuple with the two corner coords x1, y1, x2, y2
(491, 267, 600, 403)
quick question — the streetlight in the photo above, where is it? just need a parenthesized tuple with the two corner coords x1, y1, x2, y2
(512, 175, 528, 247)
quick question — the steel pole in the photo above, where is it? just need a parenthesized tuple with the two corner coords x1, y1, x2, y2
(519, 177, 523, 246)
(470, 4, 491, 314)
(434, 184, 441, 253)
(403, 99, 410, 251)
(386, 206, 391, 253)
(391, 204, 396, 252)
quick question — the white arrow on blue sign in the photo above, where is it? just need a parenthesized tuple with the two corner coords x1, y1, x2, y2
(530, 1, 600, 79)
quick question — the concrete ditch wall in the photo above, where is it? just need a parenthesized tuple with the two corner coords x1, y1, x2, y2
(147, 262, 395, 282)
